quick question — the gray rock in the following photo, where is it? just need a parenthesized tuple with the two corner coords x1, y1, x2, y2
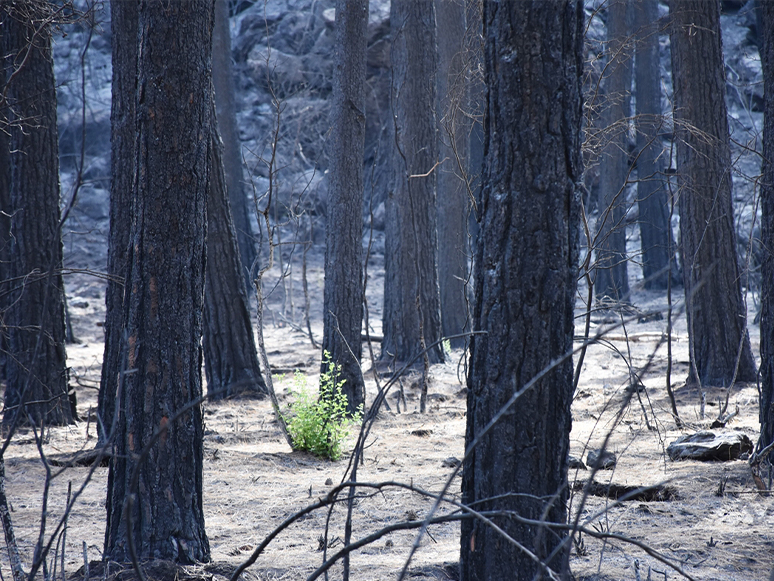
(667, 430, 753, 461)
(587, 449, 616, 470)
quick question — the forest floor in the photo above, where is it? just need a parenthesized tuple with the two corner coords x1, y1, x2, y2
(2, 240, 774, 581)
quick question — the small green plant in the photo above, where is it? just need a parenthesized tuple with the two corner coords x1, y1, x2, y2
(442, 338, 451, 356)
(282, 351, 362, 460)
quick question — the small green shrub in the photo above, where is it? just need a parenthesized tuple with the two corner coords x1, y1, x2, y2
(282, 351, 362, 460)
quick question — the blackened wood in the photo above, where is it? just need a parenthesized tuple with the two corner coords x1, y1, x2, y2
(322, 0, 369, 413)
(758, 0, 774, 456)
(104, 0, 212, 563)
(460, 2, 583, 580)
(634, 0, 678, 289)
(203, 96, 267, 400)
(212, 0, 257, 294)
(670, 0, 757, 385)
(98, 0, 137, 446)
(595, 0, 631, 302)
(0, 18, 10, 382)
(436, 0, 470, 348)
(2, 6, 73, 429)
(382, 0, 444, 365)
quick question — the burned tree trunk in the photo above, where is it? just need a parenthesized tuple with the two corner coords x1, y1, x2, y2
(670, 0, 757, 386)
(460, 2, 583, 579)
(2, 5, 74, 429)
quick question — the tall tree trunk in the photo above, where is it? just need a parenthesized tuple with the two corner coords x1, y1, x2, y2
(436, 0, 469, 348)
(212, 0, 257, 294)
(634, 0, 677, 290)
(98, 0, 137, 447)
(0, 21, 11, 382)
(321, 0, 368, 414)
(105, 0, 212, 563)
(757, 0, 774, 457)
(670, 0, 757, 386)
(382, 0, 444, 365)
(203, 96, 267, 401)
(595, 0, 631, 303)
(460, 2, 583, 580)
(2, 5, 74, 429)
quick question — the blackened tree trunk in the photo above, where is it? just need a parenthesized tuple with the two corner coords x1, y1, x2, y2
(104, 0, 212, 563)
(670, 0, 757, 386)
(460, 2, 583, 580)
(212, 0, 257, 294)
(203, 97, 267, 400)
(634, 0, 677, 289)
(98, 0, 137, 446)
(0, 25, 10, 381)
(2, 6, 74, 429)
(321, 0, 368, 414)
(382, 0, 444, 365)
(595, 0, 631, 303)
(757, 0, 774, 456)
(436, 0, 469, 348)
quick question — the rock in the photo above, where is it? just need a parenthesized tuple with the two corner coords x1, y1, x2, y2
(667, 430, 753, 461)
(587, 449, 616, 470)
(569, 455, 587, 470)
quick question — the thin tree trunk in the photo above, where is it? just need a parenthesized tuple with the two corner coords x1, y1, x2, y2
(382, 0, 444, 365)
(322, 0, 369, 414)
(436, 0, 469, 348)
(634, 0, 677, 289)
(595, 0, 631, 303)
(757, 0, 774, 456)
(460, 3, 583, 579)
(0, 20, 11, 382)
(212, 0, 257, 295)
(203, 96, 268, 401)
(670, 0, 757, 386)
(99, 0, 137, 445)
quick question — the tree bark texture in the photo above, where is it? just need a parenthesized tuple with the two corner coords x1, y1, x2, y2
(634, 0, 677, 290)
(212, 0, 257, 294)
(595, 0, 631, 302)
(203, 96, 267, 401)
(758, 0, 774, 454)
(99, 0, 137, 446)
(382, 0, 444, 365)
(105, 0, 212, 563)
(2, 7, 73, 429)
(322, 0, 368, 414)
(670, 0, 757, 386)
(0, 21, 10, 382)
(460, 2, 583, 580)
(436, 0, 470, 348)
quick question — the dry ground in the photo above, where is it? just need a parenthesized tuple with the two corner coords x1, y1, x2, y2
(2, 249, 774, 581)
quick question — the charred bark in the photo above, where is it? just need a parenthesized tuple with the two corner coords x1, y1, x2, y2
(436, 0, 470, 348)
(104, 0, 212, 563)
(595, 0, 631, 303)
(321, 0, 369, 413)
(212, 0, 257, 294)
(670, 0, 757, 386)
(382, 0, 444, 365)
(758, 0, 774, 457)
(203, 96, 267, 401)
(98, 0, 137, 446)
(2, 6, 74, 429)
(460, 2, 583, 579)
(634, 0, 678, 289)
